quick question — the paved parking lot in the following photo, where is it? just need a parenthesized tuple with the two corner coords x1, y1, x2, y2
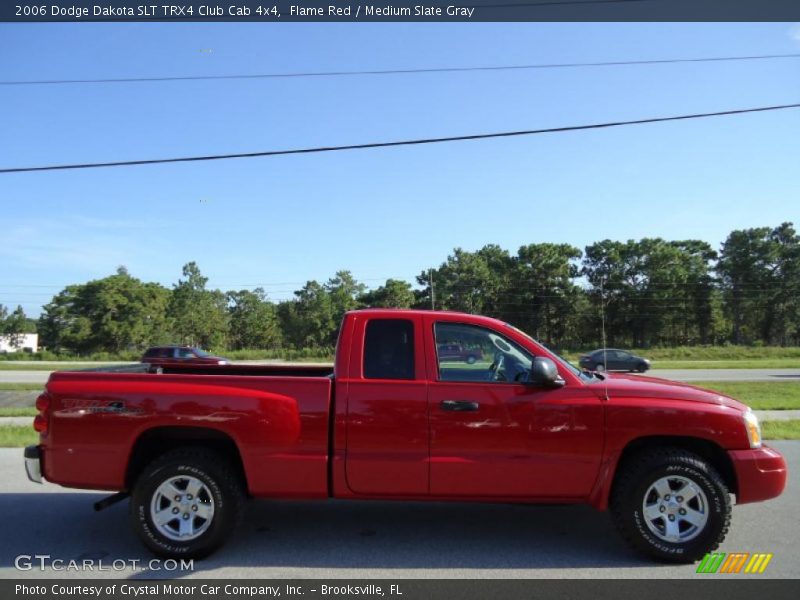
(0, 443, 796, 580)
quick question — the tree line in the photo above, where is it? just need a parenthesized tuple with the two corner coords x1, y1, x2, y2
(2, 222, 797, 355)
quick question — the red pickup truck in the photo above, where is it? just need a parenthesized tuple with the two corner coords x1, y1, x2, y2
(25, 309, 786, 562)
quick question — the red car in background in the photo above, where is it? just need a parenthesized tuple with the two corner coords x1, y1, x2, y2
(436, 343, 483, 364)
(141, 345, 229, 367)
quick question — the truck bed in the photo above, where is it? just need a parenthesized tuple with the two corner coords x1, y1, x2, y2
(42, 363, 335, 497)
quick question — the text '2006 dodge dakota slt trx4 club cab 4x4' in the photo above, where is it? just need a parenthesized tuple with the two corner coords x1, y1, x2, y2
(25, 309, 786, 561)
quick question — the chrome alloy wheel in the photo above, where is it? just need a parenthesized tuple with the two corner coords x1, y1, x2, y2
(150, 475, 215, 541)
(642, 475, 708, 543)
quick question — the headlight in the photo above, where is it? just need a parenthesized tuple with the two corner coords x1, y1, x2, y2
(743, 410, 762, 448)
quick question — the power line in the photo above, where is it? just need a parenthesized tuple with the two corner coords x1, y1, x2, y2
(3, 102, 799, 175)
(2, 52, 799, 87)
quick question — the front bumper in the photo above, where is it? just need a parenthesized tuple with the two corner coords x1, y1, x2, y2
(24, 445, 42, 484)
(728, 445, 787, 504)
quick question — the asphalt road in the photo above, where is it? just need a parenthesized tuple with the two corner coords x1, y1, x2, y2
(650, 369, 800, 382)
(0, 371, 52, 384)
(2, 368, 800, 385)
(0, 442, 796, 580)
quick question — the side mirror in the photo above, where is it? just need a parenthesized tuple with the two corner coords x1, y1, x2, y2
(529, 357, 565, 388)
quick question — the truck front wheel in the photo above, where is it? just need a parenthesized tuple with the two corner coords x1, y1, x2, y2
(130, 448, 245, 559)
(610, 448, 731, 563)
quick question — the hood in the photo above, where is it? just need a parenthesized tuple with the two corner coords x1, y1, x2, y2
(598, 372, 748, 412)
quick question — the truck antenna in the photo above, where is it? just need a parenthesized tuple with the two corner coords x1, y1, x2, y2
(600, 277, 608, 370)
(600, 276, 609, 397)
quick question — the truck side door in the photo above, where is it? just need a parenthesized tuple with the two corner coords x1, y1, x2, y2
(343, 314, 429, 495)
(425, 316, 604, 499)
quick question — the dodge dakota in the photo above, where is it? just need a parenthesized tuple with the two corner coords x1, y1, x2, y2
(25, 309, 786, 561)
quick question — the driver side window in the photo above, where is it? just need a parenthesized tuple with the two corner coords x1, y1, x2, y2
(434, 322, 533, 383)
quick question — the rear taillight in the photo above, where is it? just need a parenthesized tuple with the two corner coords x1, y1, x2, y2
(33, 414, 48, 433)
(35, 393, 50, 413)
(34, 392, 50, 435)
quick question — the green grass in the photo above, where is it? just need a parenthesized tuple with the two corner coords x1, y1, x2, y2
(0, 425, 38, 447)
(0, 362, 129, 371)
(0, 347, 337, 363)
(563, 346, 800, 369)
(0, 408, 37, 417)
(652, 358, 800, 369)
(640, 347, 800, 360)
(3, 344, 800, 370)
(223, 348, 335, 361)
(691, 381, 800, 410)
(565, 346, 800, 361)
(0, 383, 44, 391)
(761, 420, 800, 440)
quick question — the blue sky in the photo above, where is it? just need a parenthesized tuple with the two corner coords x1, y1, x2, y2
(1, 23, 799, 316)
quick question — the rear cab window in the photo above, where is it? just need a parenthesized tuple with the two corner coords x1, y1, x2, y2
(363, 319, 415, 380)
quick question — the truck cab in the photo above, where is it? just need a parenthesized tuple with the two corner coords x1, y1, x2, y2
(333, 310, 604, 499)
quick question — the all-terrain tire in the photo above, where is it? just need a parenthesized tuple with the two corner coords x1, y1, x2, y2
(130, 447, 245, 559)
(610, 447, 731, 563)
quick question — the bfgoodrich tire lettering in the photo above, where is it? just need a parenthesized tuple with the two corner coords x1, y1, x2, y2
(610, 447, 731, 563)
(130, 448, 245, 559)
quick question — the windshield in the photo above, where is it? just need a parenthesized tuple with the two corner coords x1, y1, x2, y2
(504, 323, 597, 383)
(192, 348, 211, 358)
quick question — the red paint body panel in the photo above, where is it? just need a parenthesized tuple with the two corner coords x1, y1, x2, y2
(421, 313, 603, 498)
(41, 372, 331, 497)
(342, 312, 429, 495)
(35, 309, 786, 513)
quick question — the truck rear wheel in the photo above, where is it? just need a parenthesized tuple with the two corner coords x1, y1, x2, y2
(610, 447, 731, 563)
(130, 448, 245, 559)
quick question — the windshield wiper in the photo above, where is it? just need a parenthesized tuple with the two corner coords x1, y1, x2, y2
(583, 368, 605, 381)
